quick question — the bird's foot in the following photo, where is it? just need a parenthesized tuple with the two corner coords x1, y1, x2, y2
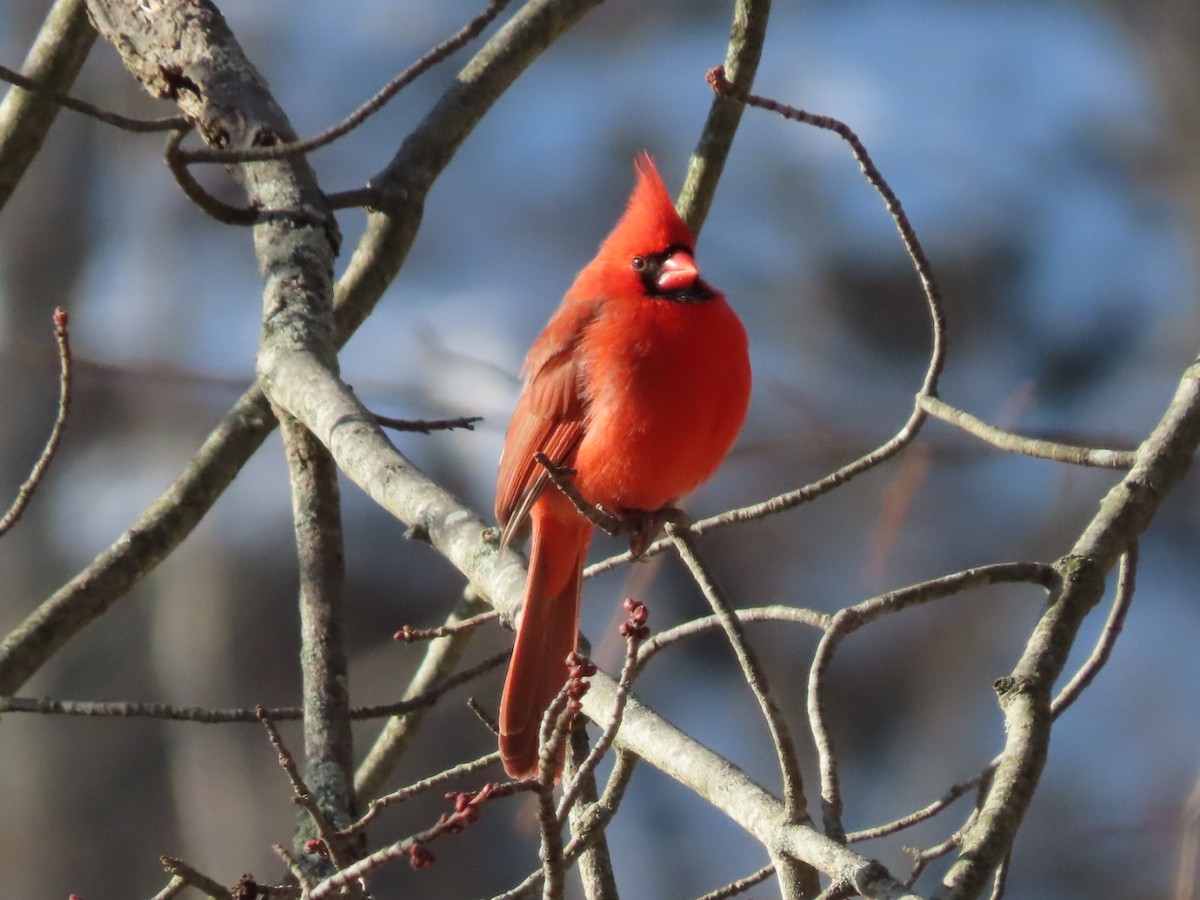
(619, 506, 684, 559)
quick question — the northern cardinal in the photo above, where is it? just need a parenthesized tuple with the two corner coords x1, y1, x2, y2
(495, 154, 751, 778)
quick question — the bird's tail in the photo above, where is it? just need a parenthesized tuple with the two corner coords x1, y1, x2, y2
(499, 506, 591, 779)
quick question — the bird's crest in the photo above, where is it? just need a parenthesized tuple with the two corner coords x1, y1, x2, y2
(598, 153, 696, 261)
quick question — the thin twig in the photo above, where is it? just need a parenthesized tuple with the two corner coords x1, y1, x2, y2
(637, 605, 829, 671)
(557, 599, 648, 822)
(159, 856, 232, 899)
(273, 843, 315, 893)
(534, 680, 584, 900)
(534, 451, 622, 535)
(492, 750, 640, 900)
(355, 595, 498, 801)
(667, 520, 809, 826)
(0, 652, 505, 721)
(538, 778, 567, 900)
(806, 562, 1057, 842)
(0, 307, 72, 536)
(256, 708, 355, 870)
(919, 395, 1135, 469)
(678, 0, 771, 235)
(846, 770, 987, 844)
(1050, 544, 1138, 718)
(468, 696, 501, 735)
(905, 831, 964, 888)
(164, 128, 259, 225)
(325, 186, 379, 209)
(694, 863, 776, 900)
(0, 62, 188, 132)
(375, 413, 483, 434)
(342, 751, 501, 838)
(354, 649, 509, 719)
(532, 686, 578, 897)
(707, 64, 946, 399)
(308, 784, 510, 900)
(177, 0, 512, 165)
(394, 608, 499, 641)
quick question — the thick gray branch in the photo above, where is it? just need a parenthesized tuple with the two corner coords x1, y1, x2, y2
(938, 359, 1200, 898)
(0, 0, 597, 697)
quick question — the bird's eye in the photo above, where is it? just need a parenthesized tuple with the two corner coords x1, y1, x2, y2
(631, 256, 646, 271)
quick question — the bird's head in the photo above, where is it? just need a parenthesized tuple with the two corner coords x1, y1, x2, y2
(589, 153, 714, 304)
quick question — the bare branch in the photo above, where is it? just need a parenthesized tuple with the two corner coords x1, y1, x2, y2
(1051, 545, 1138, 717)
(0, 0, 599, 699)
(919, 395, 1135, 469)
(637, 605, 829, 671)
(394, 607, 499, 641)
(376, 414, 483, 434)
(158, 857, 232, 899)
(582, 675, 919, 899)
(940, 361, 1200, 897)
(0, 649, 506, 723)
(257, 708, 355, 872)
(355, 594, 496, 801)
(0, 307, 72, 536)
(0, 0, 97, 210)
(175, 0, 513, 165)
(163, 127, 259, 225)
(666, 521, 811, 829)
(281, 419, 358, 851)
(846, 772, 986, 844)
(343, 751, 501, 838)
(807, 563, 1057, 842)
(308, 783, 508, 899)
(0, 61, 187, 133)
(556, 599, 649, 823)
(694, 863, 777, 900)
(565, 718, 619, 900)
(707, 64, 946, 399)
(584, 412, 929, 575)
(495, 751, 640, 900)
(678, 0, 771, 235)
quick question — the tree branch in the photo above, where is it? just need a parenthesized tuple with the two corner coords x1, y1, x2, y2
(354, 593, 493, 802)
(0, 0, 96, 210)
(283, 419, 357, 850)
(918, 395, 1135, 469)
(0, 0, 600, 698)
(938, 360, 1200, 898)
(0, 308, 72, 536)
(678, 0, 771, 235)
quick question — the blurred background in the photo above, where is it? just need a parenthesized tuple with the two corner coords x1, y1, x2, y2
(1, 0, 1198, 897)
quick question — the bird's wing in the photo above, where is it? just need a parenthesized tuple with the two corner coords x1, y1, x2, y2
(495, 299, 602, 546)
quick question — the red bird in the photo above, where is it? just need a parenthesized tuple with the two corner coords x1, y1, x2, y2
(495, 154, 752, 778)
